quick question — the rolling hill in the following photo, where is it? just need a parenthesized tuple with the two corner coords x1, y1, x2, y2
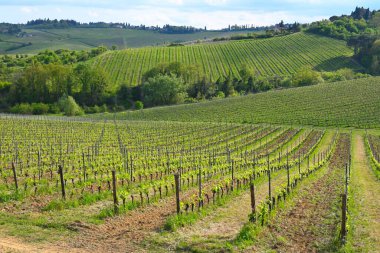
(91, 33, 363, 88)
(90, 77, 380, 128)
(0, 28, 245, 54)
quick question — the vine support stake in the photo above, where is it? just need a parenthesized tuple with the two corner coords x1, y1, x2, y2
(341, 193, 347, 243)
(174, 173, 180, 214)
(198, 167, 202, 210)
(12, 161, 18, 191)
(250, 182, 256, 222)
(112, 170, 119, 214)
(268, 167, 272, 211)
(58, 165, 66, 200)
(298, 151, 301, 175)
(231, 159, 234, 191)
(286, 154, 290, 193)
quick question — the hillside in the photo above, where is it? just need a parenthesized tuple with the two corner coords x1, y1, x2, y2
(0, 28, 244, 54)
(91, 33, 362, 87)
(90, 77, 380, 128)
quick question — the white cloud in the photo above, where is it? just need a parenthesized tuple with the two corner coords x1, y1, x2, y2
(88, 10, 99, 18)
(204, 0, 228, 5)
(20, 6, 37, 13)
(166, 0, 184, 5)
(57, 7, 327, 29)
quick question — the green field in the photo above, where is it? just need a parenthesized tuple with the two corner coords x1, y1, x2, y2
(91, 33, 362, 87)
(0, 28, 244, 54)
(91, 77, 380, 128)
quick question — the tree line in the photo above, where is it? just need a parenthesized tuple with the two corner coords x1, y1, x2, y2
(0, 59, 368, 116)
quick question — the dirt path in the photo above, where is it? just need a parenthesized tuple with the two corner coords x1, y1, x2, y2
(66, 192, 182, 252)
(0, 236, 82, 253)
(348, 134, 380, 251)
(250, 134, 350, 252)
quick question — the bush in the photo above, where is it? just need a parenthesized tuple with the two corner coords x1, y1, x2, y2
(58, 95, 84, 116)
(31, 103, 49, 115)
(10, 103, 32, 114)
(292, 67, 323, 87)
(100, 104, 108, 113)
(49, 103, 61, 114)
(215, 91, 225, 99)
(135, 101, 144, 110)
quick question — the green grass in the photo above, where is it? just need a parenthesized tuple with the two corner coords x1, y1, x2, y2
(0, 28, 246, 54)
(90, 77, 380, 129)
(90, 32, 362, 87)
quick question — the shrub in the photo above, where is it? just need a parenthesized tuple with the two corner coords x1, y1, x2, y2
(135, 101, 144, 110)
(100, 104, 108, 113)
(215, 91, 225, 99)
(292, 67, 323, 87)
(49, 103, 61, 114)
(10, 103, 32, 114)
(58, 95, 84, 116)
(31, 103, 49, 115)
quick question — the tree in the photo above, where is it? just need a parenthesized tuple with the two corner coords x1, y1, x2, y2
(143, 62, 200, 85)
(220, 74, 235, 97)
(75, 64, 109, 106)
(188, 76, 216, 99)
(142, 74, 187, 106)
(239, 64, 254, 83)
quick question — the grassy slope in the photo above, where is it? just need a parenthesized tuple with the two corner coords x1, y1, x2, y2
(91, 32, 362, 87)
(0, 28, 244, 54)
(345, 133, 380, 252)
(91, 77, 380, 129)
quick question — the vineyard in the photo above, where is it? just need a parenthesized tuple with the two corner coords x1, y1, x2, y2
(91, 77, 380, 128)
(0, 114, 378, 252)
(91, 33, 362, 87)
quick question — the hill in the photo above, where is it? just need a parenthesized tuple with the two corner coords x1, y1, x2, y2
(0, 28, 245, 54)
(91, 33, 362, 87)
(90, 77, 380, 128)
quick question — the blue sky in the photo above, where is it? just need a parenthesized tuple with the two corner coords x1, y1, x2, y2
(1, 0, 380, 29)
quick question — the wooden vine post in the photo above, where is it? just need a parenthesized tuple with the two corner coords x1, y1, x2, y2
(231, 159, 235, 191)
(286, 154, 290, 193)
(267, 154, 272, 210)
(250, 181, 256, 222)
(298, 151, 301, 175)
(58, 165, 66, 200)
(198, 167, 202, 210)
(11, 161, 18, 191)
(112, 170, 119, 214)
(341, 193, 347, 243)
(174, 173, 180, 214)
(345, 164, 349, 195)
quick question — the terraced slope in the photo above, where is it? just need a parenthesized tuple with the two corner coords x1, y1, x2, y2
(91, 33, 361, 87)
(91, 77, 380, 128)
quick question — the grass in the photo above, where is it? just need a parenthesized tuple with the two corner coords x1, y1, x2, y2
(90, 32, 361, 87)
(90, 77, 380, 129)
(0, 197, 109, 244)
(343, 133, 380, 252)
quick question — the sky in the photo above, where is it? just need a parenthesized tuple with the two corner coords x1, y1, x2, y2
(1, 0, 380, 29)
